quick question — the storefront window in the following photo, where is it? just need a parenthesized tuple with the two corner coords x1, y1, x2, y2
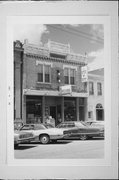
(26, 96, 42, 124)
(64, 97, 76, 121)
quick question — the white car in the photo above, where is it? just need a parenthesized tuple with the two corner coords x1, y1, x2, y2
(19, 123, 70, 144)
(14, 131, 35, 147)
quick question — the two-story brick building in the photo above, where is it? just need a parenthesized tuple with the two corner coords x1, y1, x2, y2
(14, 40, 88, 126)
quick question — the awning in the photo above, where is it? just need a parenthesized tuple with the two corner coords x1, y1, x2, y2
(23, 89, 88, 98)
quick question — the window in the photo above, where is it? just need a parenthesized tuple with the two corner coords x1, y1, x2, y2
(97, 82, 102, 95)
(37, 64, 51, 83)
(89, 82, 94, 95)
(45, 65, 50, 83)
(64, 68, 69, 84)
(70, 69, 75, 85)
(20, 125, 34, 130)
(38, 64, 43, 82)
(88, 111, 92, 119)
(64, 67, 76, 85)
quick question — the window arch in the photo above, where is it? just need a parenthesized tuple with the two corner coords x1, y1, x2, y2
(96, 103, 103, 109)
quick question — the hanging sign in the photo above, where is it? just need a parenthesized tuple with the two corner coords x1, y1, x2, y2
(59, 85, 72, 95)
(81, 66, 88, 82)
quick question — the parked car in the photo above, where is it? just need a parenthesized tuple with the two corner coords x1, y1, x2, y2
(83, 120, 104, 129)
(56, 121, 104, 140)
(14, 131, 35, 148)
(19, 123, 70, 144)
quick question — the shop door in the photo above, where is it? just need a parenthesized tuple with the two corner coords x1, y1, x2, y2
(79, 106, 84, 121)
(50, 106, 56, 120)
(96, 109, 104, 120)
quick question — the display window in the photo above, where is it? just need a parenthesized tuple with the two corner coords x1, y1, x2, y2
(26, 96, 42, 124)
(64, 97, 76, 121)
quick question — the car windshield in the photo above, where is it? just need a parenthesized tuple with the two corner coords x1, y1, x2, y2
(76, 121, 86, 127)
(34, 124, 48, 130)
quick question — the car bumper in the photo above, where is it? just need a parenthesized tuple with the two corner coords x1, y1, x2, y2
(14, 137, 35, 145)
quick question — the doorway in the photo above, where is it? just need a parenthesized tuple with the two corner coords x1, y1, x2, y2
(96, 104, 104, 121)
(50, 106, 56, 120)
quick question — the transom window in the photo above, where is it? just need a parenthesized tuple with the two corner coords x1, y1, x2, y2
(64, 67, 76, 85)
(37, 64, 51, 83)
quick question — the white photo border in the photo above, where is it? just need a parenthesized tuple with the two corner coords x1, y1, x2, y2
(0, 1, 118, 179)
(7, 15, 110, 166)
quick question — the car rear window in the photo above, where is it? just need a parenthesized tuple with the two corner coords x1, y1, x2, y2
(21, 125, 34, 130)
(34, 124, 47, 130)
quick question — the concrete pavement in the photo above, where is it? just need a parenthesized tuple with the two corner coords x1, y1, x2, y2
(14, 138, 104, 159)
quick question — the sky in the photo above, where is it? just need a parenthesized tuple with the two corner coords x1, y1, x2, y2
(14, 24, 104, 69)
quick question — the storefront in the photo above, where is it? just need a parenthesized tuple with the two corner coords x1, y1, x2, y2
(24, 93, 87, 126)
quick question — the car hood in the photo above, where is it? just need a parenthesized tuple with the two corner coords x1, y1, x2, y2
(44, 128, 64, 134)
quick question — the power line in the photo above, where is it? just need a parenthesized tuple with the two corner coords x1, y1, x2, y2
(47, 24, 103, 44)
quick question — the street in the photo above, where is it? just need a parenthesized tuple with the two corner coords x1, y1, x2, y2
(14, 138, 104, 159)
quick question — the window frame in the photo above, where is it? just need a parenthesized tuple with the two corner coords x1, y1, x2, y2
(37, 62, 52, 84)
(89, 81, 94, 95)
(97, 82, 102, 96)
(63, 65, 77, 85)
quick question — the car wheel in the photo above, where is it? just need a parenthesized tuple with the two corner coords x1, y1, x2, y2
(40, 135, 50, 144)
(79, 134, 88, 140)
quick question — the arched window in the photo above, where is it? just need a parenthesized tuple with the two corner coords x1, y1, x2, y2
(96, 104, 103, 109)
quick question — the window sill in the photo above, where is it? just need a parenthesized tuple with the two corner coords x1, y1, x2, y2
(37, 81, 51, 85)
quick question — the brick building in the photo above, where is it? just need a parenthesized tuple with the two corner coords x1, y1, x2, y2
(14, 40, 88, 126)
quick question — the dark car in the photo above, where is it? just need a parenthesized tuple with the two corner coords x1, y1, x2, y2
(56, 121, 104, 140)
(83, 120, 104, 129)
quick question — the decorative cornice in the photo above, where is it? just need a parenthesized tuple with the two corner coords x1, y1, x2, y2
(25, 53, 87, 66)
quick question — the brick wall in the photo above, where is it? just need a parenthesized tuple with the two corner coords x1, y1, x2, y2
(23, 54, 87, 93)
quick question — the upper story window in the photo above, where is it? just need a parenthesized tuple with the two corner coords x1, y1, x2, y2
(37, 64, 51, 83)
(38, 64, 43, 82)
(89, 81, 94, 95)
(64, 67, 76, 85)
(70, 69, 76, 85)
(97, 82, 102, 95)
(64, 68, 69, 84)
(45, 65, 50, 83)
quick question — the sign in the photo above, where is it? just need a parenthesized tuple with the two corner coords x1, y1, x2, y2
(59, 85, 72, 95)
(48, 40, 70, 54)
(81, 66, 88, 82)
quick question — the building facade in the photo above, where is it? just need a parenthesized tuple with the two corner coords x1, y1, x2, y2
(88, 69, 104, 121)
(14, 40, 88, 126)
(14, 41, 24, 123)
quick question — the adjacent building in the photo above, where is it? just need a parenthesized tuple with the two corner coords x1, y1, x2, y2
(88, 68, 104, 121)
(14, 40, 88, 126)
